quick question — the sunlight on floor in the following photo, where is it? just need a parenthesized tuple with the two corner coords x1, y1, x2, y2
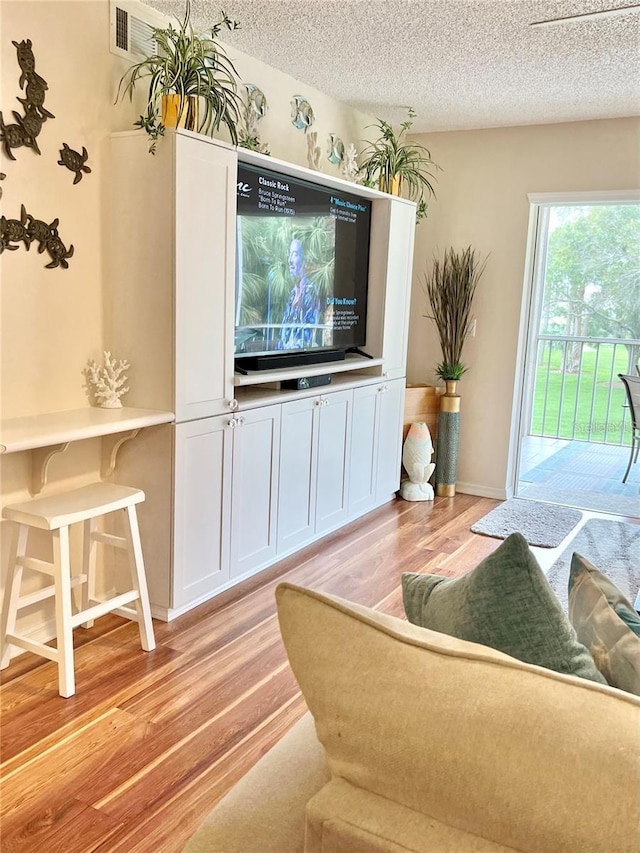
(517, 436, 640, 519)
(530, 508, 630, 575)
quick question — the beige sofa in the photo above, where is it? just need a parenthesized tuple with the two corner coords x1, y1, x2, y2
(185, 584, 640, 853)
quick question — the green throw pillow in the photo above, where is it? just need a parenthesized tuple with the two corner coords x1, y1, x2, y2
(402, 532, 606, 684)
(568, 553, 640, 695)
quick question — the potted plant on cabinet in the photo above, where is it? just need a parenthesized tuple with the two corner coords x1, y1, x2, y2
(422, 245, 487, 497)
(359, 108, 440, 221)
(115, 0, 242, 153)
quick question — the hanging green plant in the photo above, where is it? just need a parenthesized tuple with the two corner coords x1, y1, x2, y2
(359, 108, 440, 222)
(115, 1, 242, 153)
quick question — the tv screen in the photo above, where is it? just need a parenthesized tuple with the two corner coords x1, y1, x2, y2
(234, 163, 371, 363)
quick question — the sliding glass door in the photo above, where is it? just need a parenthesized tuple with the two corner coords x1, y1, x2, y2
(514, 194, 640, 515)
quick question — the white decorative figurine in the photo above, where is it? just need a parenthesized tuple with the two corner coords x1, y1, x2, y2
(85, 351, 130, 408)
(306, 130, 321, 171)
(400, 422, 435, 501)
(341, 142, 362, 183)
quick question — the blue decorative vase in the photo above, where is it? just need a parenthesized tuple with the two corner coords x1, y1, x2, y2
(435, 381, 460, 497)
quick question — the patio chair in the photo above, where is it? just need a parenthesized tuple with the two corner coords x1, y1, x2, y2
(618, 373, 640, 483)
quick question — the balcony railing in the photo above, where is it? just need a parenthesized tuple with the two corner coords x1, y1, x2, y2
(530, 335, 639, 445)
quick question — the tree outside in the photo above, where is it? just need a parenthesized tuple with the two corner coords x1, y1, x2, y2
(540, 204, 640, 373)
(530, 203, 639, 446)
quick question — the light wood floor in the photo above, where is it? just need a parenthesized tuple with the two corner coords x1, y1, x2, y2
(1, 494, 505, 852)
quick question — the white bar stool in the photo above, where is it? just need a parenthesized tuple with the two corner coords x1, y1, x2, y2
(1, 482, 155, 698)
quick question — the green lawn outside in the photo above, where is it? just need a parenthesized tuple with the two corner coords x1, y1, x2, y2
(531, 343, 632, 444)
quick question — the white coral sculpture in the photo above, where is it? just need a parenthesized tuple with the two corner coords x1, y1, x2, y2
(341, 143, 362, 183)
(85, 351, 130, 408)
(306, 131, 321, 171)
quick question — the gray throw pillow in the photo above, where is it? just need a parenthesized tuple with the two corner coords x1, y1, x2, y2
(402, 532, 606, 684)
(568, 553, 640, 695)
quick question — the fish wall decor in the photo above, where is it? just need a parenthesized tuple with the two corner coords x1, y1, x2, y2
(291, 95, 315, 131)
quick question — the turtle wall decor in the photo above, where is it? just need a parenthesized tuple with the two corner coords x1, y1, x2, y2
(13, 38, 38, 89)
(44, 234, 74, 269)
(25, 211, 59, 252)
(0, 204, 31, 252)
(0, 202, 73, 269)
(0, 38, 54, 160)
(58, 143, 91, 184)
(0, 113, 41, 160)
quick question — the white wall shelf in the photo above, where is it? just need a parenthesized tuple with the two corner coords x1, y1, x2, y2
(234, 371, 386, 409)
(0, 406, 175, 496)
(0, 407, 175, 454)
(233, 355, 384, 387)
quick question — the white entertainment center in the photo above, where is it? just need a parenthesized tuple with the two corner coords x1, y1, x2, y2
(108, 129, 416, 620)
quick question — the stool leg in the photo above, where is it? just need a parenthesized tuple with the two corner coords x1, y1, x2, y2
(124, 505, 155, 652)
(1, 524, 28, 669)
(53, 526, 76, 698)
(80, 517, 98, 629)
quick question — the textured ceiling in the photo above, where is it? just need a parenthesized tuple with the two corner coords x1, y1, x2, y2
(142, 0, 640, 131)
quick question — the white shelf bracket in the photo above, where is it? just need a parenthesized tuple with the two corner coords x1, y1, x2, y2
(31, 443, 70, 495)
(101, 428, 141, 478)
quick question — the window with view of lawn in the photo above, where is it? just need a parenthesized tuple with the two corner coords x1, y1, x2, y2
(517, 198, 640, 516)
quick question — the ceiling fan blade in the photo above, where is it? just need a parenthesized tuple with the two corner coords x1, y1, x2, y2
(530, 3, 640, 27)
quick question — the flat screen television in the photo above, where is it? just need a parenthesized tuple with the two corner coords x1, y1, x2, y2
(234, 162, 372, 370)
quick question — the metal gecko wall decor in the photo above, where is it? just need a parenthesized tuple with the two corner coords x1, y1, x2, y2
(0, 203, 74, 268)
(0, 39, 54, 160)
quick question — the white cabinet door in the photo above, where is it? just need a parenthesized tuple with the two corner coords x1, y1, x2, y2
(173, 416, 231, 610)
(230, 404, 281, 579)
(278, 396, 317, 553)
(315, 390, 352, 534)
(349, 383, 379, 516)
(174, 135, 236, 422)
(375, 378, 406, 502)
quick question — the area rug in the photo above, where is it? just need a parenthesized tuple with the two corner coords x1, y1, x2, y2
(546, 518, 640, 611)
(470, 499, 582, 548)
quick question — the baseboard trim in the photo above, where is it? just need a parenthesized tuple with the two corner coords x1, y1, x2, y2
(456, 482, 507, 500)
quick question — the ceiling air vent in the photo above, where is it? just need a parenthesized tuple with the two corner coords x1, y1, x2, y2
(109, 0, 166, 60)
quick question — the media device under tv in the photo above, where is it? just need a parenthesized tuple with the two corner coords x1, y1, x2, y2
(234, 162, 372, 371)
(282, 374, 332, 391)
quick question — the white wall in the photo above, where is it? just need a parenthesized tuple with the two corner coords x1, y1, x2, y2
(408, 117, 640, 498)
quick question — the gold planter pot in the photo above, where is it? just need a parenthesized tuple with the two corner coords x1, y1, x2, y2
(378, 174, 403, 196)
(161, 94, 199, 131)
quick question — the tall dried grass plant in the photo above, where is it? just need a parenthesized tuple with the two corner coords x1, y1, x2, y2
(422, 246, 487, 381)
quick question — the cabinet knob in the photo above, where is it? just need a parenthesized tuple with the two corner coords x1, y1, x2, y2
(314, 398, 322, 407)
(228, 418, 237, 428)
(228, 399, 239, 411)
(238, 416, 246, 426)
